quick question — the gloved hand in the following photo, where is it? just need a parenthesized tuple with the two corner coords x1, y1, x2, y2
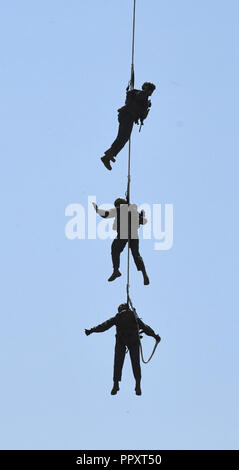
(155, 334, 161, 343)
(85, 329, 92, 336)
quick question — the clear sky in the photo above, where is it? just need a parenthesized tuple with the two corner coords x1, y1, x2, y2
(0, 0, 239, 450)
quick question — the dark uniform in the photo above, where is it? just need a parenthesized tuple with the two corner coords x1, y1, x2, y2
(85, 304, 160, 395)
(101, 82, 156, 170)
(93, 199, 150, 285)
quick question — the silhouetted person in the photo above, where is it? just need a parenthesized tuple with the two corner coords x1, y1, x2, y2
(101, 82, 156, 170)
(93, 198, 149, 285)
(85, 303, 161, 395)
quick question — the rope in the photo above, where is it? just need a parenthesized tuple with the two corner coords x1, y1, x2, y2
(140, 337, 159, 364)
(126, 0, 136, 307)
(130, 0, 136, 89)
(125, 1, 158, 364)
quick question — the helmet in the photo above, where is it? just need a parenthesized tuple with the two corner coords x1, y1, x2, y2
(114, 198, 128, 207)
(142, 81, 156, 92)
(118, 303, 128, 313)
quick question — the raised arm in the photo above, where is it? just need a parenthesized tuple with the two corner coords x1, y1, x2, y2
(92, 202, 115, 219)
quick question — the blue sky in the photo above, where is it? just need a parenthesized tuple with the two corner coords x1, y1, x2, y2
(0, 0, 239, 450)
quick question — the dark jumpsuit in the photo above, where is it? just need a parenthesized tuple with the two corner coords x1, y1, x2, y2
(104, 89, 151, 159)
(90, 309, 157, 383)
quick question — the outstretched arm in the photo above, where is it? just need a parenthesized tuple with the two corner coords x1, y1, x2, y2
(138, 318, 161, 342)
(85, 316, 116, 336)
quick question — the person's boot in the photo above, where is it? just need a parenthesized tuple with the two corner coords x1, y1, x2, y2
(111, 381, 119, 395)
(108, 270, 122, 282)
(135, 382, 142, 396)
(101, 155, 112, 171)
(104, 150, 116, 162)
(141, 266, 150, 285)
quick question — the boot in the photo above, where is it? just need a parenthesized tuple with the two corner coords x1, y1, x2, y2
(135, 381, 142, 396)
(108, 270, 122, 282)
(141, 266, 150, 285)
(101, 155, 112, 171)
(104, 150, 116, 162)
(111, 381, 120, 395)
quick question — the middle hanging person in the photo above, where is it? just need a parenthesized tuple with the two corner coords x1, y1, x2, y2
(92, 198, 149, 285)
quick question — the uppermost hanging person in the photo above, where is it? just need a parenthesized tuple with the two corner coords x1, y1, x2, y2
(101, 82, 156, 171)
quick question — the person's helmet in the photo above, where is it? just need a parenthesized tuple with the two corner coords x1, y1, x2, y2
(142, 81, 156, 92)
(118, 303, 128, 313)
(114, 198, 128, 207)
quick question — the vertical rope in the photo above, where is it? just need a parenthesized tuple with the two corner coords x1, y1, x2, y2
(127, 0, 136, 306)
(125, 1, 159, 363)
(130, 0, 136, 89)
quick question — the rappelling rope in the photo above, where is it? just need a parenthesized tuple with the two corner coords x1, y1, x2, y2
(130, 0, 136, 89)
(125, 1, 159, 364)
(126, 0, 136, 306)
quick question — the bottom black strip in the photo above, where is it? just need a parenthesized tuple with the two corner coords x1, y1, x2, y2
(0, 450, 237, 467)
